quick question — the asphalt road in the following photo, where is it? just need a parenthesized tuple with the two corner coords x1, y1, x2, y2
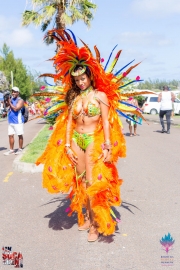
(0, 118, 180, 270)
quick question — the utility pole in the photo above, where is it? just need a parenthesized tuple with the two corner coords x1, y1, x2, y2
(11, 71, 13, 88)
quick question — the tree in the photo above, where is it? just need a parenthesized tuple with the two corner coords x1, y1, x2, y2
(0, 43, 41, 100)
(138, 79, 179, 91)
(22, 0, 97, 44)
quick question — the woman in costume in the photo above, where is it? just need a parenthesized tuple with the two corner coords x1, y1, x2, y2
(64, 64, 113, 241)
(36, 29, 147, 242)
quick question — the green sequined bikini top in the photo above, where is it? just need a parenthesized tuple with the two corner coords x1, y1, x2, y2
(72, 90, 101, 119)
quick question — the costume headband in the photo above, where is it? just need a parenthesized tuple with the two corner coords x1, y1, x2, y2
(71, 67, 86, 76)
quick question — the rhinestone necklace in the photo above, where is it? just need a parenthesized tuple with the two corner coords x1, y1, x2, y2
(80, 86, 93, 99)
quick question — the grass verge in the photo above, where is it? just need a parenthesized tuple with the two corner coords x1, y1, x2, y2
(21, 124, 52, 163)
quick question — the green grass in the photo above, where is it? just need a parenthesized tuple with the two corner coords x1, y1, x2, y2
(21, 125, 52, 163)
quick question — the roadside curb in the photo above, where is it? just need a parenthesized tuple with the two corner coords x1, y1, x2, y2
(13, 153, 44, 173)
(13, 124, 45, 173)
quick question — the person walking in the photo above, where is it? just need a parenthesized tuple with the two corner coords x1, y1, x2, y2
(4, 86, 24, 155)
(31, 102, 36, 115)
(126, 96, 139, 136)
(158, 86, 175, 134)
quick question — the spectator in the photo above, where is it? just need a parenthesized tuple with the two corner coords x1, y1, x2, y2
(0, 101, 3, 114)
(158, 86, 175, 134)
(31, 102, 36, 115)
(4, 86, 24, 155)
(126, 96, 139, 136)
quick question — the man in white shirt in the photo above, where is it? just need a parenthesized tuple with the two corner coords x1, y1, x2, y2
(158, 86, 175, 134)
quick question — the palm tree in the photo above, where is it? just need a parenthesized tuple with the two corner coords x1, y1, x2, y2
(22, 0, 97, 44)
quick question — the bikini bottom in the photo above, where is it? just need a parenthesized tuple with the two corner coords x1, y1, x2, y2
(72, 130, 94, 151)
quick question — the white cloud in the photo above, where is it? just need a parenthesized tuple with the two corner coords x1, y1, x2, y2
(131, 0, 180, 16)
(11, 29, 33, 46)
(0, 15, 19, 31)
(114, 31, 171, 48)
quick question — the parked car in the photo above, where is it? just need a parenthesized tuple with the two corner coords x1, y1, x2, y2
(142, 94, 180, 115)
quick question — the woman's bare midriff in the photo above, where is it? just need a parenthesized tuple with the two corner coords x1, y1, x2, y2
(75, 114, 101, 133)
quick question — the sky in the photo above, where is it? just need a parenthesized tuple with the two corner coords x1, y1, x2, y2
(0, 0, 180, 84)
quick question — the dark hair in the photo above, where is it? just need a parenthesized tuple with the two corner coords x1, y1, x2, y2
(65, 65, 93, 107)
(163, 85, 169, 91)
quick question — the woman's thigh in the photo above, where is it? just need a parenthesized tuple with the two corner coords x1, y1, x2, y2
(71, 139, 86, 175)
(85, 142, 94, 184)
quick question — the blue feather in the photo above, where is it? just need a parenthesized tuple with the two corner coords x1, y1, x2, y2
(116, 110, 142, 125)
(44, 77, 56, 86)
(104, 45, 118, 71)
(119, 101, 143, 112)
(64, 70, 69, 77)
(66, 29, 77, 46)
(114, 59, 135, 76)
(119, 80, 143, 89)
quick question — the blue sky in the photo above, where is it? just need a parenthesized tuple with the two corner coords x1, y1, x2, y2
(0, 0, 180, 83)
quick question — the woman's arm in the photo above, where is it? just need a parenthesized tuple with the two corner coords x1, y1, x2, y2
(134, 99, 139, 108)
(97, 92, 112, 162)
(171, 92, 175, 102)
(98, 92, 110, 142)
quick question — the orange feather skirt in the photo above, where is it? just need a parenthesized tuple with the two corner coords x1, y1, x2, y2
(36, 111, 126, 236)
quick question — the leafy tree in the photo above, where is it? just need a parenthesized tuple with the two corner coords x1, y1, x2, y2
(28, 69, 44, 94)
(138, 79, 179, 91)
(0, 43, 42, 100)
(22, 0, 97, 44)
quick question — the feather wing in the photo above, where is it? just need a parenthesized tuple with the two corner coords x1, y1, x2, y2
(104, 45, 118, 71)
(79, 39, 92, 54)
(94, 45, 101, 63)
(32, 92, 60, 97)
(106, 50, 122, 73)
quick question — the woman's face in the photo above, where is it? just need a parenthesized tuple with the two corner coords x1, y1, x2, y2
(74, 73, 91, 91)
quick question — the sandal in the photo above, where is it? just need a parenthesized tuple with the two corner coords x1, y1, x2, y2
(78, 214, 90, 231)
(87, 224, 99, 242)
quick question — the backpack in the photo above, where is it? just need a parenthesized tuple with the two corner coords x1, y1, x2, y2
(21, 106, 29, 123)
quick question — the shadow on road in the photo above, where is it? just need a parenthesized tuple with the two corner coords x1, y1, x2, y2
(42, 197, 133, 243)
(123, 133, 140, 137)
(121, 201, 141, 214)
(153, 130, 165, 133)
(43, 197, 77, 231)
(98, 234, 116, 243)
(0, 147, 7, 151)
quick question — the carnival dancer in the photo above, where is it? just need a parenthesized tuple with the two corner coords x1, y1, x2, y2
(36, 29, 146, 242)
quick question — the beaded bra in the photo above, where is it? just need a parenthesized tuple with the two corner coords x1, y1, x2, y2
(72, 90, 101, 119)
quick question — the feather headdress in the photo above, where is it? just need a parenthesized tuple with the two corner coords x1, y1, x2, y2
(38, 29, 155, 124)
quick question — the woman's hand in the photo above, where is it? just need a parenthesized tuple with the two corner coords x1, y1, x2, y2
(98, 149, 112, 163)
(66, 148, 78, 165)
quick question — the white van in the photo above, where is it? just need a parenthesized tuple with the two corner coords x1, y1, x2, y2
(142, 94, 180, 115)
